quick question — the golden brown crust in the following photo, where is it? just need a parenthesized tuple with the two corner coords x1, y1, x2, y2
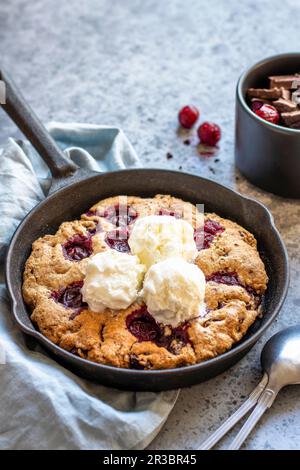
(23, 194, 268, 370)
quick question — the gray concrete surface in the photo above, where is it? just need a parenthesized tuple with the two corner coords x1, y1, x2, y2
(0, 0, 299, 450)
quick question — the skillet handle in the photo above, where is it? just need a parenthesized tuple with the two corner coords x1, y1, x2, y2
(0, 69, 79, 178)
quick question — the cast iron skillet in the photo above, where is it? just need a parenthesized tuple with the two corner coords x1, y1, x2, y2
(1, 71, 289, 391)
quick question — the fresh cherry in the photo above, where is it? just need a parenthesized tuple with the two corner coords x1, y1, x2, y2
(254, 104, 280, 125)
(105, 229, 130, 253)
(197, 122, 221, 146)
(62, 234, 93, 261)
(178, 105, 200, 129)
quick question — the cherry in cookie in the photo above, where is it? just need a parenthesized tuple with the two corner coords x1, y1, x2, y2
(126, 307, 160, 342)
(206, 271, 262, 306)
(206, 271, 241, 286)
(157, 208, 182, 218)
(99, 204, 138, 227)
(62, 234, 93, 261)
(51, 281, 86, 309)
(194, 219, 225, 250)
(126, 306, 190, 354)
(105, 229, 131, 253)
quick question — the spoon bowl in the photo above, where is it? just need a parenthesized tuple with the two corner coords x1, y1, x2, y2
(228, 325, 300, 449)
(261, 325, 300, 389)
(199, 325, 300, 450)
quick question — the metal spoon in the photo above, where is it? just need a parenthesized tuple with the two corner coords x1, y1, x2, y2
(199, 325, 300, 450)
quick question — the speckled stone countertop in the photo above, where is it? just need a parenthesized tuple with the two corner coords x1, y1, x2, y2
(1, 0, 300, 450)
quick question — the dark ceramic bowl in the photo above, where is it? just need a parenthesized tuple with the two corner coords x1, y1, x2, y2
(235, 52, 300, 198)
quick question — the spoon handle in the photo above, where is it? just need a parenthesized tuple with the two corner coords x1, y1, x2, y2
(228, 387, 278, 450)
(198, 374, 268, 450)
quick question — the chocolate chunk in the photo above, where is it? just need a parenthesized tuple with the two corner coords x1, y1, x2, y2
(290, 121, 300, 129)
(291, 88, 300, 105)
(281, 110, 300, 126)
(251, 98, 270, 105)
(272, 98, 297, 113)
(247, 88, 282, 100)
(281, 88, 291, 100)
(269, 74, 300, 89)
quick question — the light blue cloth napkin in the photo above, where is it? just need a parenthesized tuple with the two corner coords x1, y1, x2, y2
(0, 123, 179, 450)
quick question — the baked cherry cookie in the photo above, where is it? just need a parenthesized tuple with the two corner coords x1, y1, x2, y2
(23, 194, 268, 370)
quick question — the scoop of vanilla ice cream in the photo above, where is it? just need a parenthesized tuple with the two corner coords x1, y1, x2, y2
(141, 257, 206, 327)
(82, 250, 145, 312)
(128, 215, 198, 269)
